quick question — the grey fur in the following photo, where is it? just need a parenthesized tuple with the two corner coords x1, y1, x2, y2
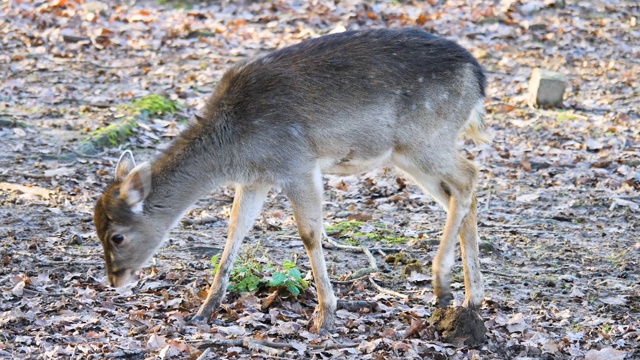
(94, 28, 488, 332)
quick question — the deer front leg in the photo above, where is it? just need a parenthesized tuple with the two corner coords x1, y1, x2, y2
(284, 165, 337, 333)
(192, 184, 271, 321)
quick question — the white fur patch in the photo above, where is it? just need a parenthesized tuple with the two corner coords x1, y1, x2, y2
(131, 201, 144, 214)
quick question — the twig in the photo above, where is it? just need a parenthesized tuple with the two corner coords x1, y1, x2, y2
(484, 188, 491, 212)
(181, 216, 221, 226)
(14, 172, 50, 179)
(349, 267, 376, 279)
(322, 233, 412, 301)
(323, 235, 378, 271)
(196, 348, 211, 360)
(369, 276, 409, 301)
(331, 274, 370, 285)
(20, 288, 70, 297)
(171, 229, 213, 239)
(336, 299, 378, 312)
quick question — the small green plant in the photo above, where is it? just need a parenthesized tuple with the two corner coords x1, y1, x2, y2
(129, 94, 179, 115)
(601, 324, 611, 332)
(266, 259, 309, 297)
(211, 255, 308, 297)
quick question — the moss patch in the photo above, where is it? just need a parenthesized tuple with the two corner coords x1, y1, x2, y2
(326, 220, 412, 245)
(77, 116, 137, 155)
(128, 94, 179, 116)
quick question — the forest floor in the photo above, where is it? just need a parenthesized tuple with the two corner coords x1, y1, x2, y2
(0, 0, 639, 359)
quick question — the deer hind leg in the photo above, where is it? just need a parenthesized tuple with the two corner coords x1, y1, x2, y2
(283, 164, 337, 333)
(392, 152, 483, 309)
(193, 183, 271, 321)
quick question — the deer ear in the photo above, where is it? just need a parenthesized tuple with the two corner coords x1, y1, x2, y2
(119, 162, 152, 212)
(195, 114, 204, 123)
(115, 150, 136, 182)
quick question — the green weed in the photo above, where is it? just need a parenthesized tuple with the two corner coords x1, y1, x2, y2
(210, 255, 308, 297)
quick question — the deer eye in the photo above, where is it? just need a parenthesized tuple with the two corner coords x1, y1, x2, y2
(111, 234, 125, 245)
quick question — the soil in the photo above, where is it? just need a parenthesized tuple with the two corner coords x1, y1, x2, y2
(1, 0, 638, 359)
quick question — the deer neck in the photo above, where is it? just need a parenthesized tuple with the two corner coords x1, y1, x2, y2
(143, 122, 226, 224)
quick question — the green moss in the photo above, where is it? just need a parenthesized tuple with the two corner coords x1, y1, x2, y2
(327, 220, 411, 246)
(555, 111, 581, 122)
(129, 94, 179, 116)
(77, 117, 137, 155)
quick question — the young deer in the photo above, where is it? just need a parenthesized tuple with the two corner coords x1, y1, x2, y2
(94, 28, 487, 332)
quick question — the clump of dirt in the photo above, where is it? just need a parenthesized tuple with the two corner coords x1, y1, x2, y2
(402, 261, 424, 277)
(430, 307, 486, 346)
(385, 251, 413, 265)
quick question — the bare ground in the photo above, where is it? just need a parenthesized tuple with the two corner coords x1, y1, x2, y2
(0, 0, 639, 359)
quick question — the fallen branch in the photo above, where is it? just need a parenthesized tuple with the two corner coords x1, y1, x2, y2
(369, 276, 409, 301)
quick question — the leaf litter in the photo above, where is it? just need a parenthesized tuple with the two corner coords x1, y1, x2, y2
(0, 0, 639, 358)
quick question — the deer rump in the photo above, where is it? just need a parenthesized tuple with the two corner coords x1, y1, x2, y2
(94, 28, 487, 333)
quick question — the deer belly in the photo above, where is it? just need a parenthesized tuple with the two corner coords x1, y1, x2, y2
(319, 150, 392, 176)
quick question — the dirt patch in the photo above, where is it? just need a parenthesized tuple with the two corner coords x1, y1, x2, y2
(431, 307, 486, 346)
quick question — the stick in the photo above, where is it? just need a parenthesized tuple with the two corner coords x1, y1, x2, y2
(13, 172, 49, 179)
(196, 348, 210, 360)
(369, 276, 409, 301)
(323, 235, 378, 271)
(181, 216, 221, 226)
(336, 299, 378, 312)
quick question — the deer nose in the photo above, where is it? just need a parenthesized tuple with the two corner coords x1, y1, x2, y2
(108, 268, 127, 287)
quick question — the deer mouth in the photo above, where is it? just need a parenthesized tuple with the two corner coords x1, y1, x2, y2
(107, 268, 141, 288)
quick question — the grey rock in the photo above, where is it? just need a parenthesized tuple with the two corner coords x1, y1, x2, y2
(528, 68, 568, 107)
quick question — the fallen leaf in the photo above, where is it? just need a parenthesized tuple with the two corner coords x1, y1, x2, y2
(600, 296, 626, 306)
(217, 325, 246, 336)
(506, 313, 528, 333)
(406, 271, 430, 283)
(405, 318, 425, 338)
(11, 281, 25, 297)
(516, 194, 539, 203)
(44, 167, 75, 177)
(585, 347, 627, 360)
(585, 138, 604, 151)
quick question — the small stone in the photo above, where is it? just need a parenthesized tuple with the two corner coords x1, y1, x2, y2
(528, 68, 568, 107)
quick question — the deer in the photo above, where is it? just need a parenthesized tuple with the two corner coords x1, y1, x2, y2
(93, 28, 487, 332)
